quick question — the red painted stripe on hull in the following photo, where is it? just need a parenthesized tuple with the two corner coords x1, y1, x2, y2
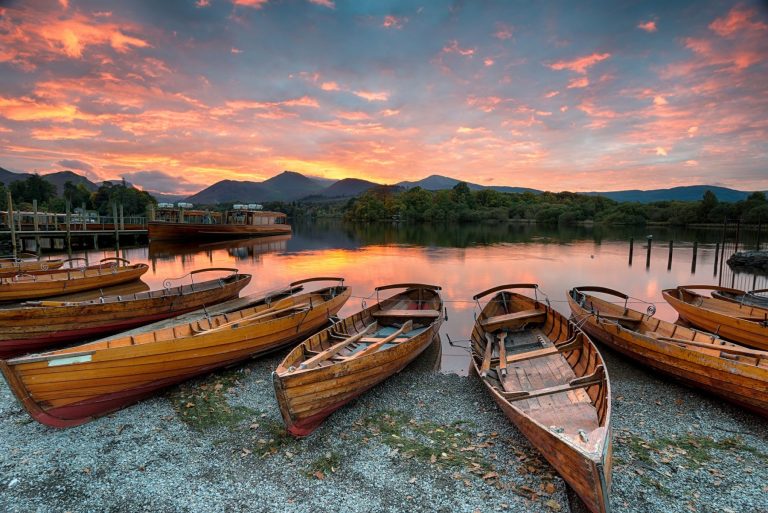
(285, 388, 370, 437)
(34, 353, 266, 428)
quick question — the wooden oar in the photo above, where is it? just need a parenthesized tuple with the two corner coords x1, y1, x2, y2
(195, 302, 309, 335)
(299, 322, 378, 369)
(496, 332, 507, 377)
(354, 321, 413, 359)
(480, 333, 495, 377)
(655, 336, 768, 359)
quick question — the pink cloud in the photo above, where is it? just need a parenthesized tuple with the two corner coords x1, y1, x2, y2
(637, 20, 657, 33)
(231, 47, 242, 54)
(656, 147, 668, 156)
(442, 40, 475, 57)
(653, 95, 668, 106)
(494, 23, 513, 40)
(382, 15, 406, 29)
(335, 111, 371, 121)
(567, 77, 589, 89)
(709, 6, 768, 37)
(308, 0, 335, 8)
(544, 90, 559, 98)
(379, 109, 400, 117)
(467, 95, 503, 113)
(353, 90, 390, 102)
(483, 58, 494, 67)
(321, 81, 340, 91)
(549, 52, 611, 74)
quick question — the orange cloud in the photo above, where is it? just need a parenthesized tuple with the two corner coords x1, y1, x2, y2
(321, 81, 340, 91)
(483, 58, 494, 67)
(549, 52, 610, 74)
(544, 90, 559, 98)
(638, 20, 657, 33)
(31, 127, 101, 140)
(655, 147, 668, 156)
(233, 0, 269, 8)
(466, 96, 503, 113)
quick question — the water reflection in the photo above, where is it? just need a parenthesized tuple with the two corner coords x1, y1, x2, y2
(63, 221, 760, 374)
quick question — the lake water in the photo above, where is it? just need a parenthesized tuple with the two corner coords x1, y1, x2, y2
(55, 220, 762, 374)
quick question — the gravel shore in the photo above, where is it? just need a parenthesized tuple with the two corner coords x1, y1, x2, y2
(1, 340, 766, 513)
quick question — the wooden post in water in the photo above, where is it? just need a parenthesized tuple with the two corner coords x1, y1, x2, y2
(646, 235, 653, 268)
(713, 242, 719, 275)
(691, 241, 698, 274)
(119, 203, 125, 231)
(33, 199, 41, 254)
(628, 237, 634, 265)
(65, 199, 72, 256)
(757, 217, 762, 251)
(718, 219, 727, 285)
(734, 220, 740, 254)
(82, 202, 86, 231)
(667, 240, 673, 270)
(112, 202, 120, 249)
(7, 191, 17, 259)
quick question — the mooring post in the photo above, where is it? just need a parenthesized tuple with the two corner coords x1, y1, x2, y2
(112, 202, 120, 248)
(757, 217, 762, 251)
(119, 203, 125, 231)
(65, 198, 72, 256)
(33, 198, 41, 254)
(81, 202, 86, 230)
(646, 235, 653, 268)
(691, 241, 698, 273)
(628, 237, 634, 265)
(734, 220, 741, 254)
(718, 219, 727, 285)
(713, 242, 719, 275)
(667, 240, 673, 270)
(7, 191, 17, 259)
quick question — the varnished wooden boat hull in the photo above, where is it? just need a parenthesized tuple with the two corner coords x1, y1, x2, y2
(0, 273, 251, 358)
(0, 259, 64, 272)
(474, 365, 612, 513)
(569, 291, 768, 417)
(0, 264, 149, 301)
(471, 286, 611, 513)
(274, 286, 443, 436)
(663, 288, 768, 351)
(0, 285, 350, 427)
(148, 221, 291, 241)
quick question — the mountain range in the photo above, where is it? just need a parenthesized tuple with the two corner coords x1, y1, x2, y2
(0, 166, 760, 205)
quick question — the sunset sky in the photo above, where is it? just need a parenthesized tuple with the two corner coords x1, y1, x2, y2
(0, 0, 766, 196)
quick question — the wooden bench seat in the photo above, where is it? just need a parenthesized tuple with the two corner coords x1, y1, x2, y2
(372, 309, 440, 318)
(480, 309, 546, 331)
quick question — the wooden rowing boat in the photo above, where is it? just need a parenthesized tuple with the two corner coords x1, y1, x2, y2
(0, 277, 350, 428)
(710, 286, 768, 309)
(0, 268, 252, 358)
(274, 283, 443, 436)
(471, 284, 611, 513)
(569, 286, 768, 417)
(663, 285, 768, 351)
(0, 253, 64, 272)
(0, 258, 148, 301)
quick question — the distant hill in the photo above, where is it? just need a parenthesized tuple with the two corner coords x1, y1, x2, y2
(320, 178, 378, 197)
(261, 171, 325, 200)
(584, 185, 752, 203)
(397, 174, 540, 194)
(185, 180, 272, 204)
(0, 168, 99, 195)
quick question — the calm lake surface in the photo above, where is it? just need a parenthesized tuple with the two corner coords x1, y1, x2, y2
(58, 220, 761, 374)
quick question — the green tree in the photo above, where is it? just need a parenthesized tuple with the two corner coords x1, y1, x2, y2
(9, 174, 56, 204)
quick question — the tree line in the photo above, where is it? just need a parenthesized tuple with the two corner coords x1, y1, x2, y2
(343, 183, 768, 226)
(0, 174, 155, 216)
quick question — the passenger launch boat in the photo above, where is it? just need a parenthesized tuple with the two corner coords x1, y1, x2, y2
(148, 203, 291, 241)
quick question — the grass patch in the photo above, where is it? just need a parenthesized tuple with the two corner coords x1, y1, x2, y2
(170, 370, 256, 431)
(355, 410, 498, 477)
(307, 451, 342, 478)
(620, 432, 768, 468)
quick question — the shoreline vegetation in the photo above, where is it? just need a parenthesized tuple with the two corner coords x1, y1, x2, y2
(3, 174, 767, 228)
